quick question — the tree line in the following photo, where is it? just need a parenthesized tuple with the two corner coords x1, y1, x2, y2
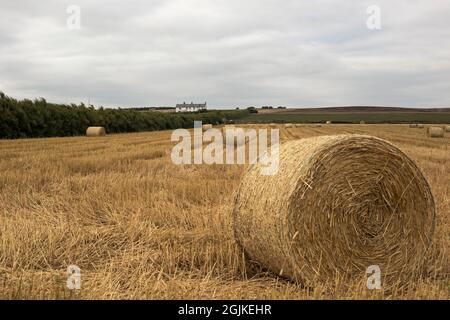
(0, 92, 248, 139)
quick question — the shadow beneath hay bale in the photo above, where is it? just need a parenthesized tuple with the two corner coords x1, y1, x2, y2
(236, 242, 308, 285)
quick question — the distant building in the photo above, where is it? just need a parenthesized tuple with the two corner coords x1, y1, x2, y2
(175, 102, 207, 113)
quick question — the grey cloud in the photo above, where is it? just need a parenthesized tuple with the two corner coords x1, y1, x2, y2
(0, 0, 449, 108)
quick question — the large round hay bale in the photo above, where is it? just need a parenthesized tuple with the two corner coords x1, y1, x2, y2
(409, 123, 418, 128)
(86, 126, 106, 137)
(444, 125, 450, 132)
(284, 123, 293, 128)
(417, 124, 424, 128)
(234, 135, 435, 288)
(427, 127, 444, 138)
(326, 121, 332, 124)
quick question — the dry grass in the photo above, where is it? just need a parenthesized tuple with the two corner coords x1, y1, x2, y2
(0, 124, 448, 299)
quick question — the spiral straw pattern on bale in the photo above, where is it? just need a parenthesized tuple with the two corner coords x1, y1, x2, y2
(233, 135, 435, 288)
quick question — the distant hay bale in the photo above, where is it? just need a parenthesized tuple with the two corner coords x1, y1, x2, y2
(359, 120, 365, 124)
(202, 124, 213, 131)
(417, 124, 424, 128)
(427, 127, 444, 138)
(444, 125, 450, 132)
(326, 121, 332, 124)
(295, 124, 302, 128)
(233, 135, 435, 288)
(285, 123, 293, 128)
(86, 126, 106, 137)
(222, 125, 235, 132)
(409, 123, 418, 128)
(314, 124, 322, 127)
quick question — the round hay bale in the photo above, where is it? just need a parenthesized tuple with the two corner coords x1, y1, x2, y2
(359, 120, 365, 124)
(444, 125, 450, 132)
(285, 123, 293, 128)
(417, 124, 424, 128)
(409, 123, 418, 128)
(233, 134, 435, 288)
(222, 125, 235, 132)
(86, 126, 106, 137)
(427, 127, 444, 138)
(326, 121, 332, 124)
(202, 124, 213, 131)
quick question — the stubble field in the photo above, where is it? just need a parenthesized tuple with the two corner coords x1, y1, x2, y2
(0, 124, 448, 299)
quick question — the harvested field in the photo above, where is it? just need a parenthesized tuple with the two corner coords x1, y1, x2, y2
(0, 125, 448, 299)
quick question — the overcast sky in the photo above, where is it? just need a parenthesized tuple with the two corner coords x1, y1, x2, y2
(1, 0, 450, 108)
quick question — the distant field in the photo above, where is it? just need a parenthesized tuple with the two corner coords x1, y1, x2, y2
(238, 112, 450, 124)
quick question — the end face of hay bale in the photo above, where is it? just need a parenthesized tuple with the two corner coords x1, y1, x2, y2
(233, 135, 435, 288)
(444, 125, 450, 132)
(326, 121, 332, 124)
(427, 127, 444, 138)
(86, 126, 106, 137)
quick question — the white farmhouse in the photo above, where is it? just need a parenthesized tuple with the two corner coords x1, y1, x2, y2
(175, 102, 207, 113)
